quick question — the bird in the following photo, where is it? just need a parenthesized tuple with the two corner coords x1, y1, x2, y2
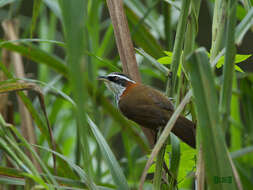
(98, 72, 196, 148)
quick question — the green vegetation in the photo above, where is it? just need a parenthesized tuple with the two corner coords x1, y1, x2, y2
(0, 0, 252, 189)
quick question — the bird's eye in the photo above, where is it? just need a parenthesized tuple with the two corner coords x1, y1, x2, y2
(114, 76, 119, 81)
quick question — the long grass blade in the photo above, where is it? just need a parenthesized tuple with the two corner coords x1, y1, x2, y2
(87, 116, 129, 190)
(187, 48, 237, 190)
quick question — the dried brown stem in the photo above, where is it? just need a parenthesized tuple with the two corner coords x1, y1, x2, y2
(106, 0, 155, 146)
(2, 20, 41, 172)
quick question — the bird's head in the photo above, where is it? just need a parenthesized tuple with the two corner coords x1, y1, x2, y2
(98, 72, 136, 102)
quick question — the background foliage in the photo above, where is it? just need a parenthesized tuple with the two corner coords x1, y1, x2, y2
(0, 0, 252, 189)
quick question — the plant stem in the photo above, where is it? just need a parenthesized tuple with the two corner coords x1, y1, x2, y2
(163, 1, 173, 51)
(219, 0, 237, 130)
(153, 141, 166, 190)
(169, 0, 190, 96)
(210, 0, 227, 63)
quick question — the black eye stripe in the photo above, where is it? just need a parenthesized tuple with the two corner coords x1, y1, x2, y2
(118, 78, 125, 85)
(108, 76, 128, 86)
(108, 76, 115, 81)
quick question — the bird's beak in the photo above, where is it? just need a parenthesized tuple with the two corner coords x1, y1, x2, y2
(97, 76, 108, 82)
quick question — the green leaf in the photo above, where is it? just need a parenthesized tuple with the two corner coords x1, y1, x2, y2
(30, 0, 42, 38)
(235, 65, 244, 73)
(235, 7, 253, 44)
(33, 144, 98, 190)
(126, 7, 164, 59)
(0, 40, 67, 77)
(234, 54, 251, 63)
(43, 0, 62, 19)
(177, 143, 196, 188)
(157, 57, 172, 65)
(157, 51, 182, 76)
(216, 54, 250, 69)
(0, 0, 16, 7)
(58, 0, 91, 177)
(0, 62, 51, 144)
(87, 116, 129, 190)
(136, 48, 169, 76)
(187, 48, 237, 190)
(231, 146, 253, 159)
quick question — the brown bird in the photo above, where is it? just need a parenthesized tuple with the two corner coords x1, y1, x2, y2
(99, 72, 196, 148)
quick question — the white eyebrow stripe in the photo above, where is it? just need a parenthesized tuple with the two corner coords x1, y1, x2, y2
(108, 74, 136, 83)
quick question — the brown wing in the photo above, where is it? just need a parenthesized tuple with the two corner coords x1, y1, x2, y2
(118, 84, 172, 128)
(118, 84, 196, 148)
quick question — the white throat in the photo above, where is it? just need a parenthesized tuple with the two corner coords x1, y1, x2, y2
(105, 82, 126, 104)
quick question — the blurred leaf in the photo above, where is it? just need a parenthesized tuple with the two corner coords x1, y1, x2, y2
(235, 7, 253, 44)
(231, 146, 253, 159)
(170, 134, 180, 180)
(34, 144, 98, 190)
(157, 56, 172, 64)
(0, 38, 65, 46)
(96, 24, 115, 58)
(87, 116, 129, 190)
(235, 162, 253, 189)
(59, 0, 92, 178)
(230, 77, 242, 151)
(8, 124, 57, 185)
(125, 0, 163, 37)
(84, 50, 120, 72)
(165, 142, 196, 188)
(235, 65, 244, 73)
(187, 48, 237, 190)
(43, 0, 62, 19)
(240, 75, 253, 143)
(236, 4, 247, 20)
(0, 62, 76, 178)
(0, 0, 16, 7)
(163, 0, 181, 10)
(216, 54, 251, 70)
(31, 0, 42, 38)
(0, 40, 67, 77)
(157, 51, 182, 76)
(136, 48, 169, 76)
(0, 116, 49, 188)
(126, 7, 164, 58)
(177, 143, 196, 187)
(0, 62, 51, 143)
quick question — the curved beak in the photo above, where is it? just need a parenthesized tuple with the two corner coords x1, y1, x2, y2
(97, 76, 108, 82)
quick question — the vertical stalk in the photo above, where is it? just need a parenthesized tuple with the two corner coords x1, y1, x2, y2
(163, 1, 173, 51)
(210, 0, 227, 62)
(106, 0, 156, 146)
(182, 1, 202, 188)
(219, 0, 237, 130)
(242, 0, 252, 11)
(230, 77, 242, 151)
(153, 143, 166, 190)
(168, 0, 191, 96)
(59, 0, 91, 176)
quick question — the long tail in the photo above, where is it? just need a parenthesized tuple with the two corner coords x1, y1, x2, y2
(171, 115, 196, 148)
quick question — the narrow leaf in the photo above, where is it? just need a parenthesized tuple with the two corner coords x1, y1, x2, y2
(87, 116, 129, 190)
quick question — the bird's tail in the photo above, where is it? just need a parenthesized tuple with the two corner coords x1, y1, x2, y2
(171, 116, 196, 148)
